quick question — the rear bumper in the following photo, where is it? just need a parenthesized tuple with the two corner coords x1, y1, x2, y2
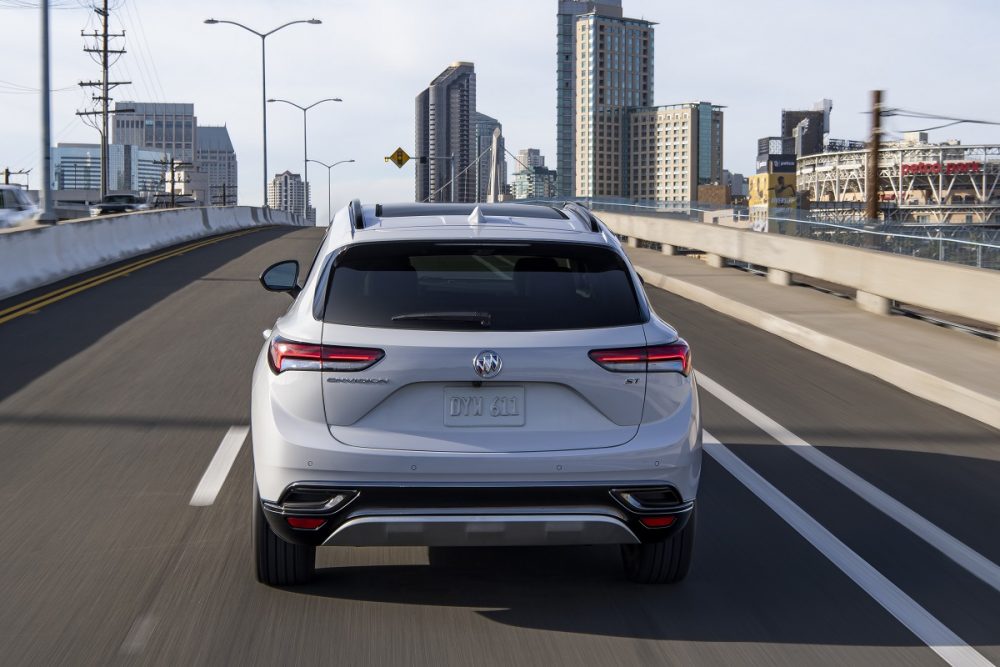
(250, 344, 703, 502)
(260, 483, 695, 547)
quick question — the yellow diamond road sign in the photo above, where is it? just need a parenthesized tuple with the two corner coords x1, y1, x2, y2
(388, 147, 410, 168)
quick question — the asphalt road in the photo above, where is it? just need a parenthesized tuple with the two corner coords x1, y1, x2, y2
(0, 226, 998, 666)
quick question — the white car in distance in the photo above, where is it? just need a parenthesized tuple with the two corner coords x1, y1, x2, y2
(0, 185, 38, 228)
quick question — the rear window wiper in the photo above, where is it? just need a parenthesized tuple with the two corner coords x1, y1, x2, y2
(390, 311, 492, 327)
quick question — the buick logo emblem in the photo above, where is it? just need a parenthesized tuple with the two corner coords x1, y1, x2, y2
(472, 350, 502, 379)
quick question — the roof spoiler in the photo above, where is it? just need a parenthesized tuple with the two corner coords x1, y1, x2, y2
(562, 201, 601, 232)
(348, 198, 365, 235)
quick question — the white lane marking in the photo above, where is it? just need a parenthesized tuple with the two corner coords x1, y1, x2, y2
(698, 372, 1000, 596)
(189, 426, 249, 507)
(704, 431, 994, 667)
(120, 613, 157, 655)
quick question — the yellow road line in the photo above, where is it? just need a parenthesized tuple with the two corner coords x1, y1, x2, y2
(0, 234, 224, 319)
(0, 227, 263, 326)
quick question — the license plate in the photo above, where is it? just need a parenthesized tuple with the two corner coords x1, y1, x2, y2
(444, 387, 525, 427)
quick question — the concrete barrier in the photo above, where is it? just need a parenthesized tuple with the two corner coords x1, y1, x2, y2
(601, 211, 1000, 327)
(0, 206, 307, 300)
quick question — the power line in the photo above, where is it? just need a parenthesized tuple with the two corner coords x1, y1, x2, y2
(7, 116, 80, 173)
(122, 0, 166, 101)
(0, 1, 80, 8)
(882, 107, 1000, 134)
(117, 1, 157, 102)
(0, 78, 77, 92)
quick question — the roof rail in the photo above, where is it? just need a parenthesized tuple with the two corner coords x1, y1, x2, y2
(348, 198, 364, 234)
(562, 201, 601, 232)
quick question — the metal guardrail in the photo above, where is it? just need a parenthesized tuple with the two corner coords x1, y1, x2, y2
(765, 216, 1000, 270)
(528, 198, 1000, 271)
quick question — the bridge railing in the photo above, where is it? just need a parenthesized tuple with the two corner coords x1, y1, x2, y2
(580, 205, 999, 328)
(529, 199, 1000, 271)
(764, 215, 999, 270)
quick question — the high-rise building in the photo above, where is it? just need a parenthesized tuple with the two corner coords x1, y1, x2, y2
(415, 62, 477, 203)
(196, 126, 238, 205)
(268, 171, 315, 223)
(574, 10, 654, 199)
(517, 148, 546, 170)
(513, 166, 559, 200)
(792, 117, 823, 158)
(627, 102, 724, 203)
(780, 108, 826, 143)
(513, 149, 557, 200)
(556, 1, 623, 197)
(112, 102, 197, 166)
(473, 112, 506, 202)
(51, 142, 165, 194)
(723, 170, 748, 198)
(761, 99, 833, 159)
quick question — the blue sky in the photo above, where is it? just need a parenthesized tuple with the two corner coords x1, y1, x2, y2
(2, 0, 999, 218)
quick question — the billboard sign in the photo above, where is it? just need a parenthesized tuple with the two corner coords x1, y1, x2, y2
(756, 153, 797, 174)
(748, 173, 798, 209)
(901, 161, 982, 176)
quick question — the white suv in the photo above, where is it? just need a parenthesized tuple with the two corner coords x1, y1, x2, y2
(252, 201, 702, 586)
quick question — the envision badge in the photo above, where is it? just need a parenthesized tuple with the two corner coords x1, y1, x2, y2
(472, 350, 503, 379)
(326, 377, 390, 384)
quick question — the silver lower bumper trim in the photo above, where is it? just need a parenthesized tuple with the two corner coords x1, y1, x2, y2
(322, 514, 640, 547)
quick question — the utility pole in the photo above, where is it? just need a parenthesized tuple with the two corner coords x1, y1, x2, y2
(211, 183, 237, 206)
(77, 0, 129, 199)
(3, 168, 31, 186)
(865, 89, 883, 223)
(156, 157, 192, 208)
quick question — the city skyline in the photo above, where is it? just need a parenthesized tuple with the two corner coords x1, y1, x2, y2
(2, 0, 1000, 208)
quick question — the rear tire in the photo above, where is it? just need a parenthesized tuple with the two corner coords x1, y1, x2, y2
(621, 508, 696, 584)
(253, 483, 315, 586)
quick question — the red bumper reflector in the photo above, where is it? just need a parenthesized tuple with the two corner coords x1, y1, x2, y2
(639, 516, 676, 528)
(287, 517, 326, 530)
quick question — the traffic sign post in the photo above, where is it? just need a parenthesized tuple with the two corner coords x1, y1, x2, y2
(386, 147, 410, 169)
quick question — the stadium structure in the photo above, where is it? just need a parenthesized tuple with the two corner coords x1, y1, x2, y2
(797, 134, 1000, 224)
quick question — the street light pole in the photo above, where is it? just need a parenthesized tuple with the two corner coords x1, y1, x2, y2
(269, 97, 342, 221)
(204, 17, 321, 208)
(37, 0, 57, 223)
(307, 158, 354, 225)
(260, 34, 267, 208)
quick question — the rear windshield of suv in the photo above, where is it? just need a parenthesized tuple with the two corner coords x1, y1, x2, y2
(323, 241, 643, 331)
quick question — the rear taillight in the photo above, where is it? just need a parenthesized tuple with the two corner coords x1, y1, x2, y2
(268, 337, 384, 374)
(589, 341, 691, 375)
